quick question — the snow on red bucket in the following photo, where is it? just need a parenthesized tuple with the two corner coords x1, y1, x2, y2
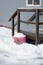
(13, 33, 26, 44)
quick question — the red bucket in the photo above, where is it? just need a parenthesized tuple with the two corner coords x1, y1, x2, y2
(13, 33, 26, 44)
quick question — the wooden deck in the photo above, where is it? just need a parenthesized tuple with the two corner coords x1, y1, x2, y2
(20, 30, 43, 41)
(9, 8, 43, 45)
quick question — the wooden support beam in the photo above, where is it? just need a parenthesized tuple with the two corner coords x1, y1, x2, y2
(17, 10, 20, 32)
(12, 18, 14, 36)
(28, 12, 43, 21)
(20, 20, 35, 24)
(36, 9, 40, 45)
(17, 8, 43, 12)
(20, 20, 43, 25)
(28, 13, 36, 21)
(17, 9, 36, 12)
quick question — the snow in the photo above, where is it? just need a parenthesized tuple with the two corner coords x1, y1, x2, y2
(0, 27, 43, 65)
(14, 32, 26, 38)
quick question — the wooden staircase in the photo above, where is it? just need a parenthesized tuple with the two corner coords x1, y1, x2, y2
(9, 9, 43, 45)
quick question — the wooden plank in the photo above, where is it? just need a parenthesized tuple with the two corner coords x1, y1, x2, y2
(20, 30, 43, 41)
(39, 9, 43, 12)
(36, 9, 40, 45)
(9, 10, 17, 21)
(17, 8, 43, 12)
(20, 30, 36, 40)
(17, 9, 36, 12)
(17, 10, 20, 32)
(28, 13, 36, 21)
(20, 20, 43, 25)
(28, 12, 43, 21)
(8, 9, 43, 22)
(12, 18, 14, 36)
(20, 20, 36, 24)
(39, 22, 43, 25)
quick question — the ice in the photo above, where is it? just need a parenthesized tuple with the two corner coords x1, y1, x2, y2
(0, 27, 43, 65)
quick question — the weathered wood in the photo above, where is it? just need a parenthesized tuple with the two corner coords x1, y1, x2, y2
(28, 13, 36, 21)
(36, 9, 40, 45)
(39, 9, 43, 12)
(9, 8, 43, 44)
(20, 30, 43, 41)
(39, 22, 43, 25)
(9, 10, 17, 21)
(20, 20, 35, 24)
(17, 9, 36, 12)
(28, 12, 43, 21)
(12, 18, 14, 36)
(8, 9, 43, 22)
(17, 10, 20, 32)
(17, 8, 43, 12)
(20, 20, 43, 25)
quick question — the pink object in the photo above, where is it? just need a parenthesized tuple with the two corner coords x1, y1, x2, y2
(13, 33, 26, 44)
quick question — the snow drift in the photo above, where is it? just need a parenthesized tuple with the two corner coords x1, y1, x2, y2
(0, 27, 43, 65)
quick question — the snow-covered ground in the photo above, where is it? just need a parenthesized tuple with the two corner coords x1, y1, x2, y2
(0, 27, 43, 65)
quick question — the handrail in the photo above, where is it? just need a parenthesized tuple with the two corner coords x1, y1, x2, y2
(8, 8, 43, 45)
(9, 10, 17, 21)
(20, 20, 35, 24)
(28, 13, 36, 21)
(20, 20, 43, 25)
(17, 8, 43, 12)
(9, 11, 43, 28)
(8, 9, 43, 23)
(28, 12, 43, 21)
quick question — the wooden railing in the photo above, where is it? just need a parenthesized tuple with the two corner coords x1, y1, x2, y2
(9, 10, 17, 35)
(9, 10, 17, 21)
(9, 8, 43, 45)
(28, 12, 43, 21)
(20, 20, 43, 25)
(9, 10, 43, 27)
(9, 9, 43, 26)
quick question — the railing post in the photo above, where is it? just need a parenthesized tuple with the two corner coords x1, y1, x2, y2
(17, 10, 20, 32)
(12, 17, 14, 36)
(36, 9, 40, 45)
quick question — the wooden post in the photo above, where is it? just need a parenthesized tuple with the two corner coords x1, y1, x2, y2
(17, 10, 20, 32)
(36, 9, 40, 45)
(12, 17, 14, 36)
